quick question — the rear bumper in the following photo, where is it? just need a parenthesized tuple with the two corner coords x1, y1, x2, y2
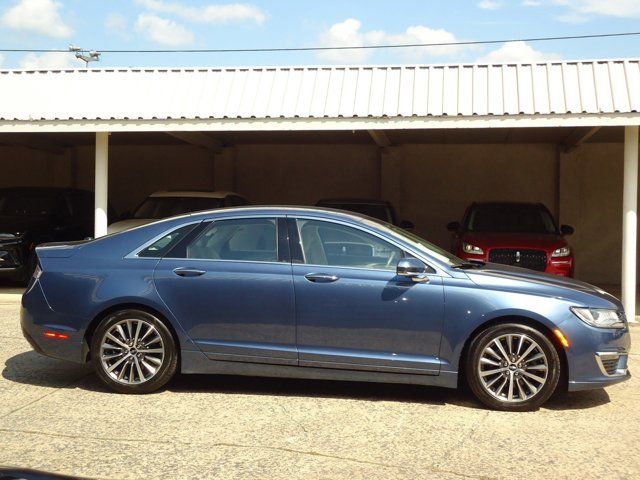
(20, 280, 86, 363)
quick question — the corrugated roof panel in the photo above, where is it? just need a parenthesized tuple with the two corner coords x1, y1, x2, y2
(427, 66, 444, 116)
(531, 64, 550, 114)
(458, 66, 473, 116)
(382, 67, 401, 117)
(397, 67, 415, 116)
(412, 67, 429, 116)
(577, 63, 597, 113)
(294, 68, 317, 118)
(502, 65, 519, 115)
(338, 68, 359, 117)
(593, 61, 614, 113)
(352, 67, 372, 117)
(625, 61, 640, 112)
(609, 61, 630, 112)
(0, 60, 638, 122)
(281, 68, 304, 118)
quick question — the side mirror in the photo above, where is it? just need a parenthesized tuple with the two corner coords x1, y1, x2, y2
(396, 258, 429, 283)
(447, 221, 461, 232)
(399, 220, 415, 230)
(560, 224, 574, 236)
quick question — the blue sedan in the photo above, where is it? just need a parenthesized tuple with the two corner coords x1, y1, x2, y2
(21, 207, 631, 410)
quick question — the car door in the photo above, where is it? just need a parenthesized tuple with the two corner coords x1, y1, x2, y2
(289, 217, 445, 374)
(153, 216, 297, 365)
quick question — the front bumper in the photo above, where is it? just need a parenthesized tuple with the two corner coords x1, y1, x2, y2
(0, 241, 27, 280)
(559, 316, 632, 392)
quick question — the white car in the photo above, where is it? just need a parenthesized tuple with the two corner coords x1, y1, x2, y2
(108, 191, 249, 234)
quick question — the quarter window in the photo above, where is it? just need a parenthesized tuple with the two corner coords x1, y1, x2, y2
(139, 224, 197, 258)
(187, 218, 278, 262)
(296, 219, 402, 270)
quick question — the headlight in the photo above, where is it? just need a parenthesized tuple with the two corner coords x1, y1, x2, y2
(570, 307, 625, 329)
(462, 242, 484, 255)
(552, 246, 571, 257)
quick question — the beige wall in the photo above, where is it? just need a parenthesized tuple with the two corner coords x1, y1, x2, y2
(0, 138, 631, 285)
(559, 144, 625, 284)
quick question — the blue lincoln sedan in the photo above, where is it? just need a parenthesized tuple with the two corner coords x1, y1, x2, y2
(21, 207, 631, 410)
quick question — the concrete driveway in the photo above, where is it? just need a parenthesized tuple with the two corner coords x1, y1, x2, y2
(1, 290, 638, 480)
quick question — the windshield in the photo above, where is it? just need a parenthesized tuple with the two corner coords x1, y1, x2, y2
(321, 203, 394, 223)
(134, 197, 225, 219)
(0, 191, 57, 216)
(359, 218, 463, 267)
(466, 204, 558, 234)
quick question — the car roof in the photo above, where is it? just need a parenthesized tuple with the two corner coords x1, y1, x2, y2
(316, 198, 391, 206)
(471, 201, 547, 208)
(178, 205, 381, 223)
(0, 187, 91, 195)
(149, 190, 242, 199)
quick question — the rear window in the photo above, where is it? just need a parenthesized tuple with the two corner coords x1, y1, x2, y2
(0, 191, 58, 216)
(134, 197, 224, 219)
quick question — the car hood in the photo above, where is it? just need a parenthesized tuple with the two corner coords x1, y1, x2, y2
(107, 218, 154, 234)
(465, 263, 622, 309)
(0, 215, 52, 237)
(462, 232, 566, 250)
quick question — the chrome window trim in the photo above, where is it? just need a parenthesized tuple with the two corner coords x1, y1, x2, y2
(288, 215, 449, 277)
(129, 215, 286, 263)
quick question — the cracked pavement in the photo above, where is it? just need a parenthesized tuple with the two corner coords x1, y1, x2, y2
(0, 290, 639, 480)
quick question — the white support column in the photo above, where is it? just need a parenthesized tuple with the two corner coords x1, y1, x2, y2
(622, 126, 638, 321)
(94, 132, 109, 238)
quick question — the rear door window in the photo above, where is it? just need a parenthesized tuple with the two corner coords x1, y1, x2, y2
(186, 218, 279, 262)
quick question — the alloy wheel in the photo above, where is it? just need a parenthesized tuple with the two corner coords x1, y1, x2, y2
(99, 318, 165, 385)
(477, 333, 549, 403)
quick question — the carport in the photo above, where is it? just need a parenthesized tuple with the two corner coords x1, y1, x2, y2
(0, 60, 639, 318)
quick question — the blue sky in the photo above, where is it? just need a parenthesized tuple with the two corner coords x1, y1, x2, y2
(0, 0, 639, 69)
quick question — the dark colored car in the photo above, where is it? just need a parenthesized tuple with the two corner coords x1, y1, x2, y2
(316, 198, 414, 229)
(22, 207, 630, 411)
(0, 187, 110, 283)
(448, 202, 575, 277)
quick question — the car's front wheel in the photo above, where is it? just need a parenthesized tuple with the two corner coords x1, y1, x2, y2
(91, 309, 178, 393)
(466, 323, 561, 411)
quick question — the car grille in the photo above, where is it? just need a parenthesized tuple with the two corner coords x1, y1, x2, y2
(488, 249, 548, 271)
(601, 357, 619, 375)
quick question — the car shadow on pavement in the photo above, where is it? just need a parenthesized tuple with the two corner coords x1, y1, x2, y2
(3, 351, 611, 411)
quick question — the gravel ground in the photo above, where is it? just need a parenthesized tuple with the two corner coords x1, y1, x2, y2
(0, 291, 638, 480)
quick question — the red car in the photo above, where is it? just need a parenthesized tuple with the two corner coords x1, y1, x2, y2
(447, 202, 575, 277)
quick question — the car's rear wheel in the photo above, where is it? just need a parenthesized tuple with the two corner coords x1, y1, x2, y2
(91, 309, 178, 393)
(466, 323, 560, 411)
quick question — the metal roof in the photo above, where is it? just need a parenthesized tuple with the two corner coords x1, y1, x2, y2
(0, 60, 639, 129)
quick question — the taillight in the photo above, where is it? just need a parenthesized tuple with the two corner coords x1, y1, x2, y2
(44, 331, 69, 340)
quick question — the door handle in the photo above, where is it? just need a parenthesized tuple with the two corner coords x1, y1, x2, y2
(304, 273, 339, 283)
(173, 267, 206, 277)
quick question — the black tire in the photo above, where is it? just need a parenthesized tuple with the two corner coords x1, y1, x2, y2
(465, 323, 560, 411)
(91, 309, 178, 394)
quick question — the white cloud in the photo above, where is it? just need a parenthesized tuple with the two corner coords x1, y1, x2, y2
(135, 0, 266, 24)
(553, 0, 640, 18)
(478, 1, 502, 9)
(476, 41, 562, 63)
(317, 19, 474, 63)
(135, 13, 194, 46)
(105, 12, 130, 40)
(522, 0, 541, 6)
(19, 52, 77, 69)
(0, 0, 72, 38)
